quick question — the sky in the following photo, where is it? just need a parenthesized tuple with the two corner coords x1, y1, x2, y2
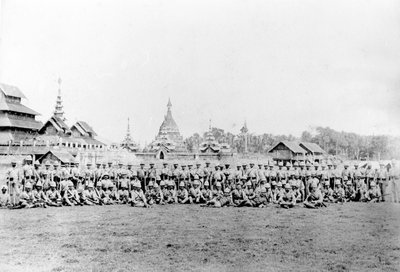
(0, 0, 399, 145)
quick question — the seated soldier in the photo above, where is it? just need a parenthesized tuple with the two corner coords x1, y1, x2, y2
(76, 186, 90, 205)
(344, 180, 355, 202)
(202, 187, 232, 208)
(273, 182, 284, 204)
(119, 183, 130, 204)
(364, 182, 381, 203)
(251, 186, 269, 208)
(12, 182, 35, 209)
(130, 181, 149, 208)
(244, 180, 256, 203)
(304, 182, 325, 209)
(153, 182, 164, 204)
(332, 180, 345, 203)
(291, 181, 302, 203)
(177, 181, 190, 204)
(163, 180, 177, 204)
(188, 179, 202, 204)
(353, 178, 367, 202)
(32, 181, 48, 208)
(200, 181, 213, 203)
(64, 181, 81, 206)
(231, 182, 246, 206)
(322, 180, 334, 202)
(0, 185, 11, 208)
(278, 184, 296, 209)
(85, 183, 103, 205)
(45, 181, 62, 207)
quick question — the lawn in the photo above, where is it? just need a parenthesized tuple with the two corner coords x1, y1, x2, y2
(0, 203, 399, 272)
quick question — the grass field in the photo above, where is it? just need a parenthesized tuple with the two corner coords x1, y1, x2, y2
(0, 203, 399, 272)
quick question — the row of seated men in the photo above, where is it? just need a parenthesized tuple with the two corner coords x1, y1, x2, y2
(0, 174, 382, 209)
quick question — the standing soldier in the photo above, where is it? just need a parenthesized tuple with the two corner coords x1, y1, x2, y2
(137, 163, 147, 191)
(389, 160, 399, 203)
(161, 162, 170, 182)
(234, 165, 242, 184)
(172, 163, 181, 186)
(195, 163, 205, 184)
(203, 161, 213, 185)
(377, 162, 388, 202)
(7, 161, 21, 206)
(147, 163, 157, 190)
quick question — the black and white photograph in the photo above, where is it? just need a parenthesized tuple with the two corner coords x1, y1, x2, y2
(0, 0, 399, 271)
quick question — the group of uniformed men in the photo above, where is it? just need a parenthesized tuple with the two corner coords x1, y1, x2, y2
(0, 157, 398, 209)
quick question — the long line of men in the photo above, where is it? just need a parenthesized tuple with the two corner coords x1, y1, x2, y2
(1, 158, 399, 209)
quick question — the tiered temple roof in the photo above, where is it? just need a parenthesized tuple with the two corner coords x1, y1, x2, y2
(0, 83, 42, 144)
(149, 99, 186, 152)
(121, 117, 139, 151)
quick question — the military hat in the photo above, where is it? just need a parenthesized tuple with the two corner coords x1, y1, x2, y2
(324, 180, 330, 186)
(292, 181, 298, 188)
(249, 162, 255, 165)
(160, 180, 166, 186)
(284, 183, 291, 189)
(102, 173, 110, 178)
(265, 183, 271, 189)
(286, 162, 292, 167)
(215, 182, 222, 187)
(87, 183, 94, 188)
(281, 179, 287, 185)
(224, 188, 230, 193)
(25, 182, 32, 189)
(163, 162, 168, 165)
(11, 161, 17, 165)
(343, 176, 348, 181)
(299, 161, 305, 167)
(154, 183, 159, 188)
(313, 162, 319, 167)
(87, 162, 92, 166)
(370, 181, 376, 187)
(293, 161, 299, 167)
(179, 181, 185, 187)
(127, 162, 133, 166)
(246, 181, 252, 186)
(204, 181, 210, 186)
(96, 182, 102, 187)
(1, 185, 7, 190)
(242, 163, 247, 167)
(36, 181, 43, 187)
(118, 162, 124, 165)
(260, 177, 266, 182)
(271, 181, 277, 186)
(34, 160, 40, 166)
(133, 181, 141, 188)
(148, 181, 154, 187)
(168, 180, 175, 187)
(68, 181, 74, 187)
(334, 179, 341, 185)
(278, 162, 283, 167)
(96, 162, 101, 165)
(196, 162, 201, 166)
(346, 180, 352, 185)
(306, 162, 312, 167)
(140, 163, 145, 166)
(277, 182, 282, 187)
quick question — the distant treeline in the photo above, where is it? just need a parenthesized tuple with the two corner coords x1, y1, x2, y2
(184, 126, 400, 160)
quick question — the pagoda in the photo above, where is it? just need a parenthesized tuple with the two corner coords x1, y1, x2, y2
(0, 83, 42, 144)
(199, 120, 232, 154)
(148, 98, 186, 153)
(39, 78, 71, 136)
(121, 117, 139, 152)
